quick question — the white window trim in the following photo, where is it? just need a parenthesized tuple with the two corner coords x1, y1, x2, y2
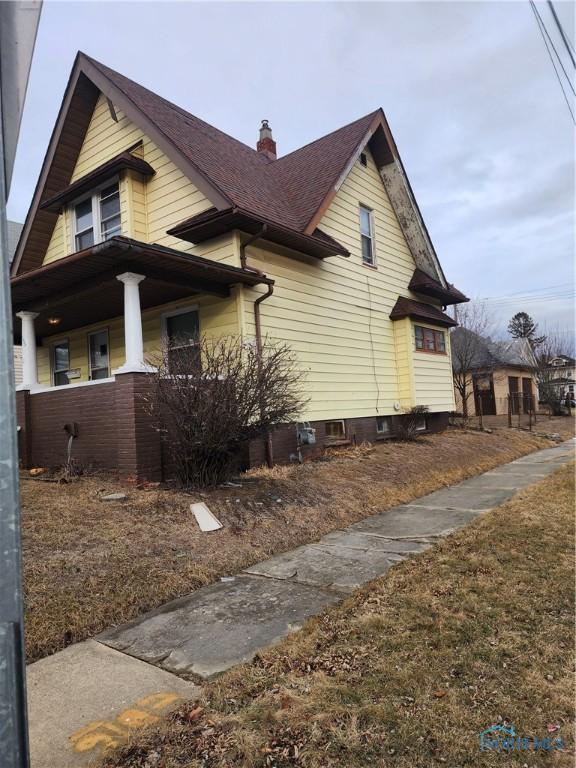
(325, 419, 346, 441)
(376, 415, 391, 434)
(70, 176, 121, 252)
(50, 337, 70, 387)
(359, 203, 376, 267)
(160, 305, 200, 369)
(87, 327, 111, 381)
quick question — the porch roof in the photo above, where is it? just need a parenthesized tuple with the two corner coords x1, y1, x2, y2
(11, 236, 272, 340)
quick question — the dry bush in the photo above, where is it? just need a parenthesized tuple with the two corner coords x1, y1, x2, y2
(395, 405, 430, 441)
(146, 336, 306, 488)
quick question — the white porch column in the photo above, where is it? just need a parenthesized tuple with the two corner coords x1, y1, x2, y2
(113, 272, 155, 374)
(16, 311, 39, 390)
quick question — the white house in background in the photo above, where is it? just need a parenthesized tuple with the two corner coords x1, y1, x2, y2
(545, 355, 576, 400)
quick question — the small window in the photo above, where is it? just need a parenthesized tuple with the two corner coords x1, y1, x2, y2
(73, 181, 121, 251)
(165, 310, 200, 372)
(359, 205, 375, 266)
(376, 416, 391, 435)
(88, 329, 110, 380)
(415, 416, 427, 432)
(414, 325, 446, 354)
(52, 340, 70, 386)
(325, 420, 346, 440)
(360, 152, 367, 167)
(99, 183, 121, 240)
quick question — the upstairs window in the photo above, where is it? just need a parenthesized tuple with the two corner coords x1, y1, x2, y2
(73, 182, 121, 251)
(414, 325, 446, 354)
(359, 205, 375, 266)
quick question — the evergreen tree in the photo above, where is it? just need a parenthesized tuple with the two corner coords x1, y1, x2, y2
(507, 312, 546, 346)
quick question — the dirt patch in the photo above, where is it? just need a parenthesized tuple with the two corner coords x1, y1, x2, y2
(22, 423, 573, 663)
(101, 463, 575, 768)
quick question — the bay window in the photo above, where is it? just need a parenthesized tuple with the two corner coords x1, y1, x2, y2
(414, 325, 446, 354)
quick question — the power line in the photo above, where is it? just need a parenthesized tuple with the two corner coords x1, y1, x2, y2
(531, 0, 575, 96)
(547, 0, 576, 67)
(530, 0, 576, 123)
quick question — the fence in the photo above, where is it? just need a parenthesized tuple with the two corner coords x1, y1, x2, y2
(451, 393, 552, 431)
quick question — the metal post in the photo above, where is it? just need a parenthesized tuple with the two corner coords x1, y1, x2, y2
(507, 395, 512, 428)
(478, 393, 483, 429)
(0, 5, 42, 765)
(0, 101, 30, 768)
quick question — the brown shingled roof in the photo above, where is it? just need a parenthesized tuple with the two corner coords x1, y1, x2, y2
(389, 296, 457, 327)
(408, 267, 469, 305)
(84, 55, 379, 234)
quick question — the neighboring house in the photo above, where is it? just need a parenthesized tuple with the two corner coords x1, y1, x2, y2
(543, 355, 575, 400)
(7, 220, 24, 384)
(11, 52, 468, 480)
(452, 329, 539, 416)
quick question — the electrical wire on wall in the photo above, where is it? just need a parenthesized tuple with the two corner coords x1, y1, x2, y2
(366, 276, 382, 414)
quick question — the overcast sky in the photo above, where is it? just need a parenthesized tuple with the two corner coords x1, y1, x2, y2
(8, 1, 575, 344)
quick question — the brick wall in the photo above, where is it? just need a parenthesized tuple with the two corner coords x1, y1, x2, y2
(16, 374, 162, 481)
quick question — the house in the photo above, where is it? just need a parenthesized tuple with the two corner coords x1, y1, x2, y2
(452, 329, 539, 416)
(11, 52, 468, 481)
(543, 355, 575, 401)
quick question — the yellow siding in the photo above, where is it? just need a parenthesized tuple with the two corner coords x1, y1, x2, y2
(42, 92, 238, 267)
(36, 293, 240, 387)
(241, 147, 454, 420)
(412, 324, 455, 411)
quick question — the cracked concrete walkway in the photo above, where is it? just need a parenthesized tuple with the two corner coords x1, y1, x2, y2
(27, 439, 574, 767)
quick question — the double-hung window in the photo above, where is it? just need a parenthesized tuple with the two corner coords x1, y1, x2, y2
(88, 329, 110, 380)
(52, 340, 70, 386)
(414, 325, 446, 354)
(164, 310, 200, 373)
(359, 205, 375, 266)
(73, 182, 121, 251)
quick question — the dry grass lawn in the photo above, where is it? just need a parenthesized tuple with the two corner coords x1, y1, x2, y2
(102, 462, 575, 768)
(22, 421, 573, 663)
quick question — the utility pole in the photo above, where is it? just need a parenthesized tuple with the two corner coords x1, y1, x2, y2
(0, 4, 42, 766)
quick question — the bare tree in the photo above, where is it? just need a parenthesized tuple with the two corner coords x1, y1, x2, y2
(450, 302, 492, 419)
(146, 336, 307, 488)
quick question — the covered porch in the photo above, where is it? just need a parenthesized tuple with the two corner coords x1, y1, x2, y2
(11, 236, 272, 480)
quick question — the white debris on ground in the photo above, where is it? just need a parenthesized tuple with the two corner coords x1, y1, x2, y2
(191, 502, 223, 532)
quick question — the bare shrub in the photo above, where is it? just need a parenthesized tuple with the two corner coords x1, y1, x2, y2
(146, 336, 306, 488)
(395, 405, 430, 441)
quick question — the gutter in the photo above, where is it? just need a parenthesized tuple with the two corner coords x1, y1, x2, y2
(240, 225, 275, 468)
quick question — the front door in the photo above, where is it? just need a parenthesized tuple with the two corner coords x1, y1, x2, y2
(522, 377, 534, 414)
(508, 376, 520, 415)
(473, 374, 496, 416)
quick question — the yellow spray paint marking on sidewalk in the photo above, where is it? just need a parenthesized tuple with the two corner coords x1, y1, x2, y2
(69, 691, 183, 755)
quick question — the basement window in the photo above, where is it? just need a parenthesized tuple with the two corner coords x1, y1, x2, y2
(73, 181, 121, 251)
(359, 205, 375, 266)
(325, 420, 346, 441)
(376, 416, 391, 435)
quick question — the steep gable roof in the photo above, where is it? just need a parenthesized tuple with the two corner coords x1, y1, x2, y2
(13, 52, 452, 286)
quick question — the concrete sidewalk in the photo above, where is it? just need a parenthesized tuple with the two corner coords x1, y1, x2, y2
(27, 439, 574, 767)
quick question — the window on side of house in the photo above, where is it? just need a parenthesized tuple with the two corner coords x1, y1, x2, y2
(165, 309, 200, 372)
(376, 416, 391, 435)
(414, 325, 446, 354)
(415, 415, 427, 432)
(73, 181, 121, 251)
(52, 340, 70, 386)
(88, 329, 110, 380)
(325, 420, 346, 441)
(359, 205, 375, 266)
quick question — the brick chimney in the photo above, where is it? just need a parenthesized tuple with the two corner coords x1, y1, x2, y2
(257, 119, 277, 160)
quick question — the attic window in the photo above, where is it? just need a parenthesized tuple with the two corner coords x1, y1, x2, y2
(73, 182, 121, 251)
(360, 153, 367, 167)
